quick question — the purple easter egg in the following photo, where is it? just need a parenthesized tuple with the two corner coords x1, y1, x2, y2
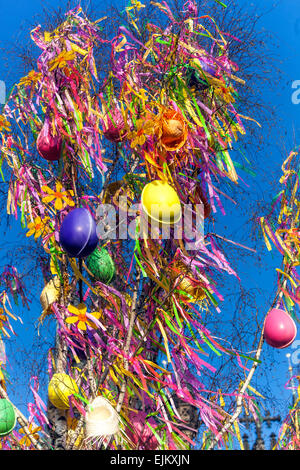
(59, 208, 99, 258)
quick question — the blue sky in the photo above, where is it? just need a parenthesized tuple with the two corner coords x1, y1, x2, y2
(0, 0, 300, 449)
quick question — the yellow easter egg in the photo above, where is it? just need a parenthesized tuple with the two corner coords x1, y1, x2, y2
(141, 180, 181, 225)
(48, 373, 79, 410)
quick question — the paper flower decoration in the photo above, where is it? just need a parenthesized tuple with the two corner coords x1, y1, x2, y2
(127, 118, 155, 148)
(19, 423, 42, 447)
(65, 303, 101, 331)
(0, 311, 8, 330)
(0, 115, 11, 134)
(26, 215, 51, 239)
(19, 70, 42, 88)
(48, 50, 76, 71)
(42, 182, 75, 211)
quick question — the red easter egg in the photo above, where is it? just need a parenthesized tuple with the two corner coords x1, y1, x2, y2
(37, 118, 62, 162)
(264, 308, 297, 349)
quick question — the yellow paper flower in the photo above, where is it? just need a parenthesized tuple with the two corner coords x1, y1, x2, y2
(0, 115, 11, 133)
(48, 50, 76, 71)
(128, 118, 155, 148)
(0, 309, 10, 337)
(42, 182, 75, 211)
(0, 310, 8, 330)
(19, 70, 42, 88)
(26, 215, 51, 239)
(65, 303, 101, 331)
(126, 0, 145, 11)
(19, 423, 42, 447)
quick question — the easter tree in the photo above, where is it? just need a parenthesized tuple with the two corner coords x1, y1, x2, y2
(0, 0, 285, 451)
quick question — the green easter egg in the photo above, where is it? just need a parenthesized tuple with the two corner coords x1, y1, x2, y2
(0, 399, 16, 436)
(86, 247, 115, 284)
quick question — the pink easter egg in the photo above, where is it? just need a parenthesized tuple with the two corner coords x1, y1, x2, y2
(102, 106, 127, 143)
(264, 308, 297, 349)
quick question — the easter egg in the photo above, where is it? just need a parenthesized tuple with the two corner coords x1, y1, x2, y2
(40, 276, 60, 314)
(141, 180, 182, 225)
(102, 105, 127, 143)
(37, 118, 62, 162)
(59, 208, 98, 258)
(264, 308, 297, 349)
(86, 247, 115, 284)
(48, 373, 79, 410)
(0, 399, 16, 436)
(85, 397, 119, 439)
(155, 108, 188, 152)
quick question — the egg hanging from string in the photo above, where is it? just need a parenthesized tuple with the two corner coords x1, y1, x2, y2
(0, 399, 16, 437)
(48, 373, 79, 410)
(86, 247, 115, 284)
(37, 116, 62, 162)
(59, 207, 99, 258)
(40, 276, 60, 315)
(264, 308, 297, 349)
(141, 180, 182, 225)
